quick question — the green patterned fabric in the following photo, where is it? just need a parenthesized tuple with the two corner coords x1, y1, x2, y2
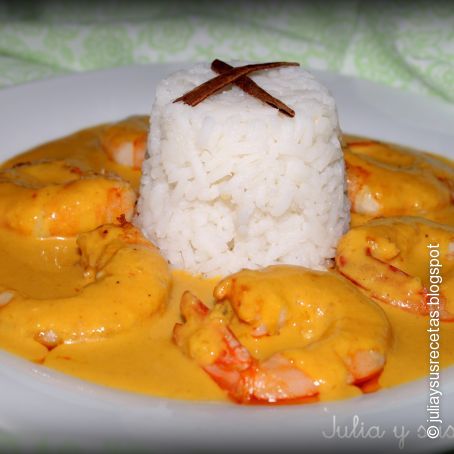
(0, 0, 453, 102)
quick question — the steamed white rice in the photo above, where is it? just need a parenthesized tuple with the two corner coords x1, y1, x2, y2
(136, 63, 350, 276)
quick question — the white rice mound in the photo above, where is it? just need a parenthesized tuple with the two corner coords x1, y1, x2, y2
(136, 63, 350, 276)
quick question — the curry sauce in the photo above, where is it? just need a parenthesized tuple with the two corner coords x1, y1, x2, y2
(0, 117, 453, 403)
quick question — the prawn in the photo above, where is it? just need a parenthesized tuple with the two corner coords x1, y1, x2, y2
(0, 222, 171, 348)
(344, 140, 453, 223)
(100, 116, 148, 170)
(173, 266, 391, 404)
(0, 160, 136, 237)
(336, 216, 454, 319)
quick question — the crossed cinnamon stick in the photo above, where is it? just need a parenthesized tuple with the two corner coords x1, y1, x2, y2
(174, 59, 299, 117)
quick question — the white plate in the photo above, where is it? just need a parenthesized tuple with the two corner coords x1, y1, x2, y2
(0, 64, 454, 453)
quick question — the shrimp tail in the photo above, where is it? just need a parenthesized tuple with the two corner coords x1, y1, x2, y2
(173, 291, 256, 403)
(203, 326, 257, 404)
(173, 292, 319, 404)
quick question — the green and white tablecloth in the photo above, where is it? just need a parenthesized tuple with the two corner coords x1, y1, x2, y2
(0, 0, 453, 102)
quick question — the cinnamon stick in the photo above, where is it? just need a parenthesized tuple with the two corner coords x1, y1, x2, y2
(174, 61, 299, 108)
(211, 59, 295, 117)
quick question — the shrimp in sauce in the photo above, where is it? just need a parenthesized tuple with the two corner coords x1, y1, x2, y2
(344, 140, 454, 226)
(100, 116, 148, 170)
(0, 160, 136, 238)
(336, 217, 454, 320)
(174, 266, 391, 404)
(0, 223, 171, 348)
